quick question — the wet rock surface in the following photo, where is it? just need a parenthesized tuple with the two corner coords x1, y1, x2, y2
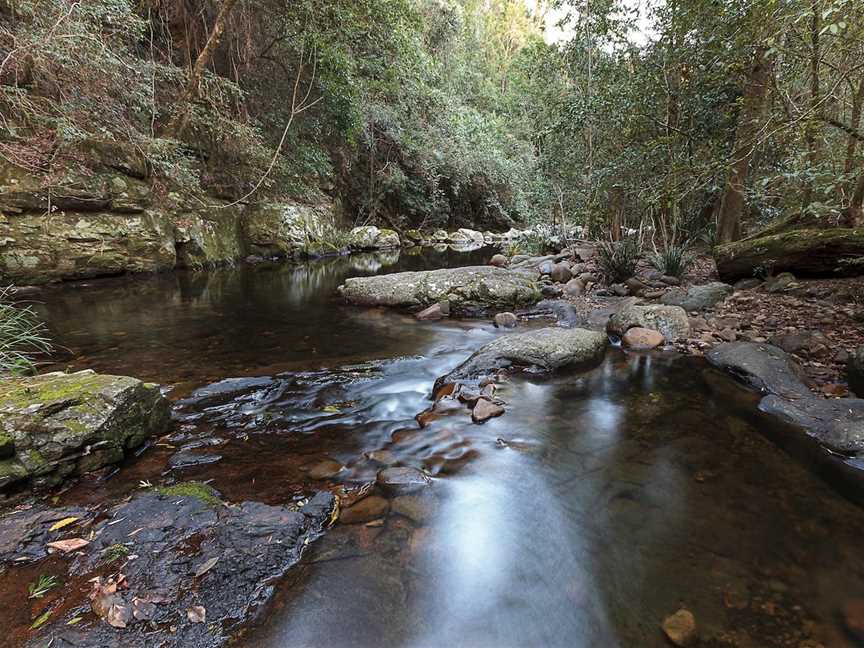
(436, 327, 608, 389)
(0, 370, 171, 491)
(707, 342, 864, 456)
(849, 346, 864, 397)
(8, 489, 333, 648)
(337, 266, 540, 314)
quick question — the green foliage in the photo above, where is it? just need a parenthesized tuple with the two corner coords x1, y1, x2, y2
(27, 574, 59, 599)
(651, 243, 695, 278)
(0, 287, 52, 377)
(156, 481, 223, 507)
(101, 543, 130, 565)
(597, 238, 642, 283)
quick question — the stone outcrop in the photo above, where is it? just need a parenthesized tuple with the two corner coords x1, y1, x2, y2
(347, 226, 400, 250)
(0, 152, 340, 284)
(1, 489, 333, 648)
(607, 299, 691, 341)
(435, 327, 608, 389)
(706, 342, 864, 457)
(338, 266, 541, 313)
(0, 370, 171, 490)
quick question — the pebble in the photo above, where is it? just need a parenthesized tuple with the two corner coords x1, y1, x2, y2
(472, 397, 505, 423)
(489, 254, 508, 267)
(339, 495, 390, 524)
(622, 327, 664, 350)
(494, 312, 519, 328)
(306, 459, 344, 480)
(661, 608, 697, 646)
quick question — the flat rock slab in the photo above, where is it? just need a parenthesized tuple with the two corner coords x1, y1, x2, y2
(20, 490, 333, 648)
(661, 282, 732, 311)
(436, 327, 608, 389)
(0, 370, 171, 491)
(338, 266, 540, 313)
(707, 342, 864, 456)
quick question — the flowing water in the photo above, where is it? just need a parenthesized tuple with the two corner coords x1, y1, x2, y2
(4, 247, 864, 647)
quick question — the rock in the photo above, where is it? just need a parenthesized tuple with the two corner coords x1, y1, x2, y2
(610, 283, 630, 297)
(770, 330, 830, 358)
(550, 262, 572, 283)
(450, 228, 485, 245)
(734, 277, 762, 291)
(472, 398, 505, 423)
(716, 328, 737, 342)
(338, 266, 540, 313)
(306, 459, 344, 480)
(662, 608, 697, 646)
(622, 327, 664, 350)
(624, 277, 648, 296)
(849, 346, 864, 397)
(564, 278, 585, 297)
(391, 495, 437, 524)
(541, 284, 563, 297)
(416, 301, 450, 320)
(661, 282, 733, 311)
(844, 598, 864, 641)
(764, 272, 796, 293)
(347, 226, 400, 250)
(607, 299, 691, 341)
(578, 272, 599, 284)
(436, 327, 608, 389)
(705, 342, 812, 399)
(489, 254, 509, 268)
(340, 495, 390, 524)
(12, 490, 333, 648)
(0, 370, 171, 491)
(494, 312, 518, 328)
(538, 260, 555, 275)
(661, 275, 681, 286)
(168, 451, 222, 470)
(377, 466, 431, 486)
(431, 229, 449, 242)
(706, 342, 864, 455)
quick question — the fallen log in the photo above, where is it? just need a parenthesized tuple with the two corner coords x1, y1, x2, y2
(714, 227, 864, 281)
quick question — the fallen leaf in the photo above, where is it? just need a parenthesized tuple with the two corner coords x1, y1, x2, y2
(30, 610, 52, 630)
(67, 616, 83, 626)
(132, 597, 157, 621)
(48, 517, 79, 532)
(187, 605, 206, 624)
(47, 538, 89, 553)
(194, 557, 219, 578)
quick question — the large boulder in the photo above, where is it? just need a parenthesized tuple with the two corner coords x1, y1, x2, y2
(0, 370, 171, 490)
(607, 299, 690, 341)
(435, 327, 608, 389)
(706, 342, 864, 456)
(660, 282, 733, 311)
(714, 227, 864, 281)
(449, 228, 485, 245)
(338, 266, 541, 313)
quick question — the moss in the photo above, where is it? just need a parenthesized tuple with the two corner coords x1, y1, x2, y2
(156, 481, 222, 507)
(0, 372, 108, 409)
(0, 432, 13, 459)
(0, 458, 29, 486)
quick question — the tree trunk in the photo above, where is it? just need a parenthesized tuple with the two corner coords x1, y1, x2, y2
(716, 47, 771, 244)
(801, 0, 822, 208)
(163, 0, 241, 139)
(714, 227, 864, 280)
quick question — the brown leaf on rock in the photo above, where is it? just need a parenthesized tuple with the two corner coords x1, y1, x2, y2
(194, 556, 219, 578)
(47, 538, 89, 553)
(187, 605, 206, 624)
(131, 597, 157, 621)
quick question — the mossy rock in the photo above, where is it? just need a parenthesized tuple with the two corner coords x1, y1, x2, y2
(156, 481, 223, 507)
(0, 370, 172, 491)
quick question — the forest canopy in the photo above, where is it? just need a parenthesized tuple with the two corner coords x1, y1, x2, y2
(1, 0, 863, 239)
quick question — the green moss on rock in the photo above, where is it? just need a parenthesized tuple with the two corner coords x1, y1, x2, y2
(156, 481, 223, 507)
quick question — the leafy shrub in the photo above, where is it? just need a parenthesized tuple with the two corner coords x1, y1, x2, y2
(0, 286, 52, 376)
(597, 238, 641, 283)
(651, 242, 694, 278)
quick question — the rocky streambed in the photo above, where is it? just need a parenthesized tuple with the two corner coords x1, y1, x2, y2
(3, 248, 864, 647)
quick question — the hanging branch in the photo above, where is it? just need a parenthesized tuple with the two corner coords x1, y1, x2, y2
(220, 45, 322, 208)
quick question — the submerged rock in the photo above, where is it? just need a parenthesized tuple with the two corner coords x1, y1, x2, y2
(338, 266, 541, 313)
(494, 312, 518, 328)
(472, 398, 505, 423)
(660, 282, 733, 311)
(436, 327, 608, 389)
(607, 299, 690, 341)
(0, 370, 171, 491)
(707, 342, 864, 456)
(661, 608, 697, 646)
(16, 490, 333, 648)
